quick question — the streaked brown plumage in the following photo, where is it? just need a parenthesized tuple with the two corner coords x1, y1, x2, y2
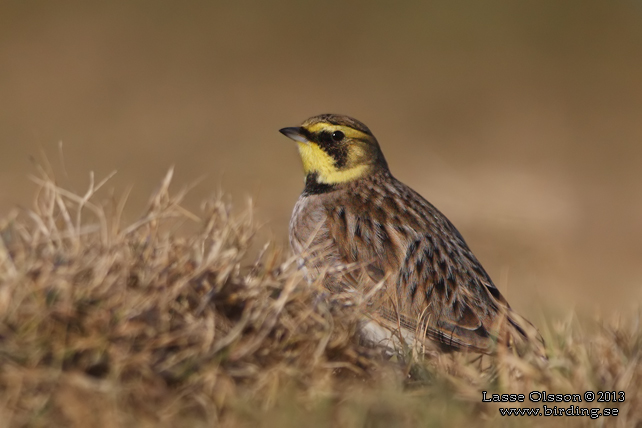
(280, 114, 545, 357)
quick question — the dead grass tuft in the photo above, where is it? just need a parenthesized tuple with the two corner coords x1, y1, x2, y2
(0, 168, 639, 427)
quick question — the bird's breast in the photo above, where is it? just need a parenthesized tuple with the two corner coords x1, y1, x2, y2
(289, 194, 329, 256)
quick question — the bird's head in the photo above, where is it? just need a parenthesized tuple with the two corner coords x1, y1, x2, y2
(280, 114, 388, 188)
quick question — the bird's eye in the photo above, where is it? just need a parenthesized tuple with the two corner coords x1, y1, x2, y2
(331, 131, 345, 142)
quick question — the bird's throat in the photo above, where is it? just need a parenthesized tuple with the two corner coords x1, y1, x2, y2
(296, 142, 370, 185)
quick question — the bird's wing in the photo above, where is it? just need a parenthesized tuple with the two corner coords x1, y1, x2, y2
(323, 179, 542, 354)
(378, 224, 508, 353)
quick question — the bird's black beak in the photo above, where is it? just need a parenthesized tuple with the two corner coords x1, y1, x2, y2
(279, 127, 309, 143)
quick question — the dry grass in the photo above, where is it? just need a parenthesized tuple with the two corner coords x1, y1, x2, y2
(0, 168, 639, 428)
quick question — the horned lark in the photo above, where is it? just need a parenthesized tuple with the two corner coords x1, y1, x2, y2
(280, 114, 544, 357)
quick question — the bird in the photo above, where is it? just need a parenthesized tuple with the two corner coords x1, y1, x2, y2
(279, 114, 545, 358)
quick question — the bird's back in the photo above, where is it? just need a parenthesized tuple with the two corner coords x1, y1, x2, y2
(290, 170, 544, 355)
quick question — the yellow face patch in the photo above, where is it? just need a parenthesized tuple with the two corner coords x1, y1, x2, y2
(296, 141, 370, 184)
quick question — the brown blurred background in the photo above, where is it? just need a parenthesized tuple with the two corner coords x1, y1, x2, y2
(1, 0, 641, 320)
